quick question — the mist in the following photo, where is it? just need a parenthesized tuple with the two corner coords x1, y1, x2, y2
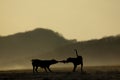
(0, 28, 120, 70)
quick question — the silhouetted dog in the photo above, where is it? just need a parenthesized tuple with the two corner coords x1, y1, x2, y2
(32, 59, 58, 73)
(60, 49, 83, 72)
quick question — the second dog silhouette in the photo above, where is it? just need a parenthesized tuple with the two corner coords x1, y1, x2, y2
(60, 49, 83, 72)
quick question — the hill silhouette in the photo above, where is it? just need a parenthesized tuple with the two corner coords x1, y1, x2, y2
(0, 28, 120, 70)
(0, 28, 75, 70)
(54, 35, 120, 66)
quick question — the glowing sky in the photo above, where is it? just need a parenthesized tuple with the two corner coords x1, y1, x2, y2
(0, 0, 120, 41)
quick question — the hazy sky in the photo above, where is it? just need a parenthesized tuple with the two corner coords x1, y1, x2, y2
(0, 0, 120, 41)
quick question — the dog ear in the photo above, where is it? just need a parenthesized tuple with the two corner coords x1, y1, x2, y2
(51, 59, 57, 62)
